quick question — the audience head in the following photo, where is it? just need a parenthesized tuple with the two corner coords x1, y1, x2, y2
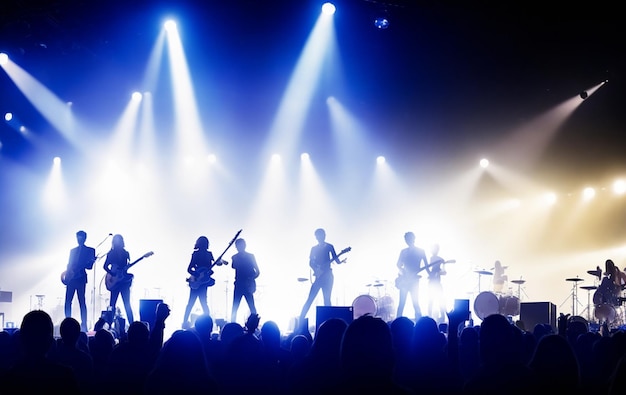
(193, 313, 214, 337)
(60, 317, 81, 346)
(127, 321, 150, 344)
(19, 310, 54, 356)
(340, 315, 394, 380)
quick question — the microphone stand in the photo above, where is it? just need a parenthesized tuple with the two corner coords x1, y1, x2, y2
(91, 234, 112, 331)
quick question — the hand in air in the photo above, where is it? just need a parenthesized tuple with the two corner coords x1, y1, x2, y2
(245, 313, 260, 333)
(156, 302, 171, 322)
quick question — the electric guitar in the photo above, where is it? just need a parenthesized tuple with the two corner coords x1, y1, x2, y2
(311, 247, 352, 278)
(187, 229, 242, 289)
(61, 254, 97, 286)
(427, 259, 456, 280)
(395, 259, 455, 290)
(105, 251, 154, 291)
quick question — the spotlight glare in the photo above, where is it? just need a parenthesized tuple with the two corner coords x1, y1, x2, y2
(374, 17, 390, 29)
(544, 192, 557, 205)
(0, 53, 8, 65)
(613, 179, 626, 195)
(53, 156, 61, 165)
(376, 156, 386, 164)
(132, 91, 142, 101)
(4, 112, 12, 121)
(301, 153, 309, 161)
(479, 158, 489, 168)
(207, 154, 216, 164)
(164, 20, 177, 32)
(321, 2, 336, 15)
(583, 187, 595, 200)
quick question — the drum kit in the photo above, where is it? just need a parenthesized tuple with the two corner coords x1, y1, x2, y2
(577, 268, 626, 326)
(352, 280, 395, 322)
(472, 269, 523, 320)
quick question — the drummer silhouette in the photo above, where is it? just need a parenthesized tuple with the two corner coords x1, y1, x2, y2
(493, 260, 508, 294)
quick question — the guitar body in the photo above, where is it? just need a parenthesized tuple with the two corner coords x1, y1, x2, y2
(312, 247, 352, 279)
(187, 267, 216, 289)
(105, 272, 134, 291)
(104, 251, 154, 292)
(395, 259, 456, 290)
(60, 269, 74, 286)
(395, 273, 421, 290)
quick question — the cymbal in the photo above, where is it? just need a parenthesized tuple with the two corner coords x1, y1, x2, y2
(475, 270, 493, 276)
(373, 283, 384, 287)
(511, 280, 525, 285)
(297, 277, 309, 282)
(587, 270, 602, 277)
(566, 277, 583, 282)
(580, 285, 597, 290)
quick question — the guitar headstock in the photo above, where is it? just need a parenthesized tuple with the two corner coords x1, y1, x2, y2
(144, 251, 155, 258)
(340, 247, 352, 254)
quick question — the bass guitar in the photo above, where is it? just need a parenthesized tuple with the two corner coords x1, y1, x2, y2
(395, 259, 456, 290)
(105, 251, 154, 291)
(312, 247, 352, 278)
(187, 229, 242, 289)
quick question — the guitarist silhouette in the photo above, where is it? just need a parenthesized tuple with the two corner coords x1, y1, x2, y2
(298, 228, 350, 329)
(103, 234, 137, 325)
(395, 231, 428, 320)
(181, 233, 239, 329)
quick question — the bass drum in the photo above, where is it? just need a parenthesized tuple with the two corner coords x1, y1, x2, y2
(595, 303, 616, 323)
(474, 291, 500, 320)
(376, 295, 395, 322)
(353, 295, 377, 319)
(499, 295, 520, 316)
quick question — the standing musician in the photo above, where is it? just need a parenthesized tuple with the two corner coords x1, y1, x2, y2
(298, 228, 343, 327)
(63, 230, 96, 332)
(426, 243, 447, 324)
(230, 238, 260, 323)
(493, 260, 508, 294)
(395, 231, 428, 321)
(182, 236, 222, 329)
(103, 234, 134, 325)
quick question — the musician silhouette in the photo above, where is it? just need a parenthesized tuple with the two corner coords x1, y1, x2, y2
(298, 228, 342, 327)
(63, 230, 96, 332)
(493, 260, 508, 294)
(230, 238, 260, 323)
(395, 231, 428, 321)
(182, 236, 215, 328)
(427, 243, 447, 324)
(103, 234, 134, 325)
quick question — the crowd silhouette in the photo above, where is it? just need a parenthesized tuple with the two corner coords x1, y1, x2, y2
(2, 303, 626, 394)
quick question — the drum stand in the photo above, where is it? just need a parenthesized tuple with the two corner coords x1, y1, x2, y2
(579, 285, 598, 322)
(561, 277, 584, 316)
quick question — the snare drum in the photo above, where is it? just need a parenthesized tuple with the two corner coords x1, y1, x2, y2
(353, 295, 377, 319)
(474, 291, 500, 320)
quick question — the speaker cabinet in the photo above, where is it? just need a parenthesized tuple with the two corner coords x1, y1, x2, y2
(520, 302, 557, 331)
(139, 299, 163, 331)
(316, 306, 353, 331)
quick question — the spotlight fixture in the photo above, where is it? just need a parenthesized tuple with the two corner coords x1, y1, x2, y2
(580, 91, 588, 99)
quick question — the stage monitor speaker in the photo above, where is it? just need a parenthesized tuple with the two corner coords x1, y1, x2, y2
(139, 299, 163, 331)
(0, 291, 12, 303)
(316, 306, 353, 331)
(520, 302, 557, 331)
